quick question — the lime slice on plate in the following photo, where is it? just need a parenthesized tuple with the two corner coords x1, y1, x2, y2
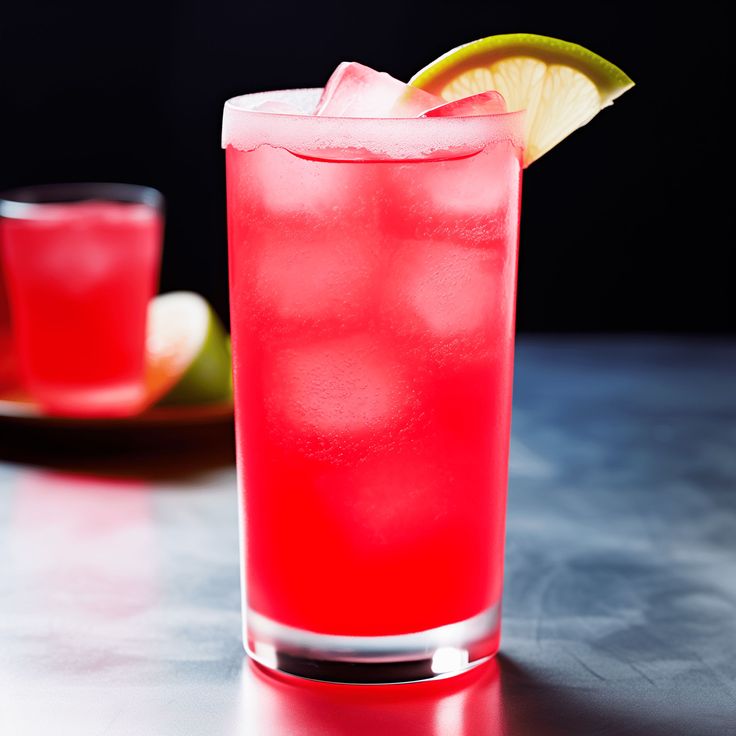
(410, 33, 634, 166)
(145, 291, 233, 407)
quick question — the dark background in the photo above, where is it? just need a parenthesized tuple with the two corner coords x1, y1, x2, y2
(1, 2, 730, 333)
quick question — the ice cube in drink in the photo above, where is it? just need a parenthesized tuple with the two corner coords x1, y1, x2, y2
(316, 62, 443, 117)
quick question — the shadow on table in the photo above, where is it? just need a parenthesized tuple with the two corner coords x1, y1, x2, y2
(0, 418, 235, 480)
(498, 656, 698, 736)
(234, 655, 718, 736)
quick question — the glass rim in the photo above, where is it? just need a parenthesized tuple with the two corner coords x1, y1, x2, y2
(224, 87, 523, 122)
(222, 88, 525, 162)
(0, 182, 164, 219)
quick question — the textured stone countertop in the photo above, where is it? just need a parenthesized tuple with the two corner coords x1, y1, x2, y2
(1, 337, 734, 736)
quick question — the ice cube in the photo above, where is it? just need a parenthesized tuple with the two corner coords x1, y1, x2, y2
(315, 62, 443, 118)
(381, 142, 522, 243)
(316, 445, 452, 547)
(383, 240, 507, 339)
(267, 335, 408, 435)
(35, 238, 118, 295)
(251, 228, 377, 323)
(234, 144, 361, 214)
(228, 143, 380, 325)
(422, 143, 519, 223)
(422, 90, 507, 117)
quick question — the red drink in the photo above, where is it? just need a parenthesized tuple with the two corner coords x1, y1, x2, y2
(0, 259, 17, 389)
(224, 90, 523, 682)
(0, 185, 163, 416)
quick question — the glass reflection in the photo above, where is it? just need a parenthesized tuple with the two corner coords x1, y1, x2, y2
(7, 470, 159, 671)
(234, 658, 504, 736)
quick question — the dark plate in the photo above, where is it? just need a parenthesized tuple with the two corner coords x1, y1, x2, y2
(0, 391, 235, 456)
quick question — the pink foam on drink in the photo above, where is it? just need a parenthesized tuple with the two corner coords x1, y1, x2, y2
(252, 100, 302, 114)
(315, 62, 443, 118)
(423, 91, 507, 117)
(222, 89, 525, 161)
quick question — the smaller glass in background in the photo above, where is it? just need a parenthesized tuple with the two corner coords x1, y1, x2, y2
(0, 256, 18, 389)
(0, 183, 163, 417)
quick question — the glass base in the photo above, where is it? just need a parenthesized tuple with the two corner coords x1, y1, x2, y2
(245, 604, 501, 684)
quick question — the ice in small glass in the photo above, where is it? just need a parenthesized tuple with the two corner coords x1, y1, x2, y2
(0, 183, 163, 417)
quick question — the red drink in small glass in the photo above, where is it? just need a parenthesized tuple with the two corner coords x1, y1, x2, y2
(0, 184, 163, 416)
(224, 90, 523, 683)
(0, 259, 17, 389)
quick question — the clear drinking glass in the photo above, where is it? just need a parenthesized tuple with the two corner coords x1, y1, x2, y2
(223, 89, 524, 683)
(0, 183, 163, 417)
(0, 254, 17, 390)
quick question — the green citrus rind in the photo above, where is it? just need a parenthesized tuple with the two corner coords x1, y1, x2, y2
(157, 302, 232, 406)
(410, 34, 634, 105)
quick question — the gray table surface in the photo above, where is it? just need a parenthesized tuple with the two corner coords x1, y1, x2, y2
(1, 337, 734, 736)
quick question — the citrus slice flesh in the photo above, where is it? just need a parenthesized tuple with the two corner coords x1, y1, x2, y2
(410, 33, 634, 166)
(145, 291, 232, 407)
